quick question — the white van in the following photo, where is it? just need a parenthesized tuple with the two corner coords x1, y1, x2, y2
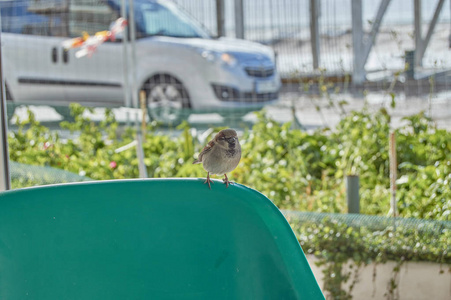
(0, 0, 281, 123)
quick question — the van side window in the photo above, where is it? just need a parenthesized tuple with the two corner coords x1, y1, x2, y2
(0, 0, 51, 36)
(69, 0, 119, 37)
(0, 0, 66, 36)
(0, 0, 118, 38)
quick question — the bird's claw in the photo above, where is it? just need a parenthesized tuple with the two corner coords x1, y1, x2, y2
(204, 173, 213, 189)
(223, 174, 233, 188)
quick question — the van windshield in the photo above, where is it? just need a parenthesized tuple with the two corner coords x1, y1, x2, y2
(109, 0, 211, 39)
(140, 1, 210, 38)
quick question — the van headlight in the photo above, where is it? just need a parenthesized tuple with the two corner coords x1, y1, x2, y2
(200, 50, 237, 67)
(219, 53, 237, 66)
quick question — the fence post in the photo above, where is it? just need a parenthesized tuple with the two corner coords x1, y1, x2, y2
(309, 0, 320, 69)
(136, 134, 148, 178)
(351, 0, 365, 85)
(346, 175, 360, 214)
(216, 0, 225, 37)
(120, 0, 131, 126)
(234, 0, 245, 39)
(129, 0, 138, 110)
(405, 50, 415, 79)
(414, 0, 423, 67)
(0, 18, 11, 191)
(449, 0, 451, 48)
(414, 0, 446, 67)
(389, 132, 398, 217)
(140, 91, 147, 143)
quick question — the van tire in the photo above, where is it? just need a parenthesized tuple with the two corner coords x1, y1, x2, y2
(142, 74, 191, 125)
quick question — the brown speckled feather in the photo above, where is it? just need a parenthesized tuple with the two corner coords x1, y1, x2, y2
(193, 140, 215, 164)
(193, 131, 227, 164)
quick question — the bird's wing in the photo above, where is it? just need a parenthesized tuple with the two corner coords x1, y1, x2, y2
(193, 140, 215, 164)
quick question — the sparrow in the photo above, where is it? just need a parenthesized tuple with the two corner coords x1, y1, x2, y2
(193, 129, 241, 189)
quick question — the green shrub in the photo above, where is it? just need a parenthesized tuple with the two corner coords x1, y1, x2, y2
(288, 212, 451, 299)
(8, 104, 451, 221)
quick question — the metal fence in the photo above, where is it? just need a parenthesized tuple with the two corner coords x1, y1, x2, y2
(2, 0, 450, 80)
(0, 0, 449, 128)
(0, 0, 450, 194)
(175, 0, 451, 79)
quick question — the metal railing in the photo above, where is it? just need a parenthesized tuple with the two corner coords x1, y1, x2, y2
(174, 0, 451, 83)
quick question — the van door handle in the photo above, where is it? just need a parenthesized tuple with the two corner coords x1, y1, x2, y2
(62, 48, 69, 64)
(52, 47, 58, 63)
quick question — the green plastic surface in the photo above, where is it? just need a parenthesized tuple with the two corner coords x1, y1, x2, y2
(0, 179, 324, 299)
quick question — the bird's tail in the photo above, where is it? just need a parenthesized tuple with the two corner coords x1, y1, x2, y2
(192, 159, 201, 164)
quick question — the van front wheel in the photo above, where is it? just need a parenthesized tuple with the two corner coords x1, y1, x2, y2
(142, 74, 190, 125)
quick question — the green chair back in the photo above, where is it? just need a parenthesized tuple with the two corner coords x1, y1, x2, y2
(0, 179, 324, 299)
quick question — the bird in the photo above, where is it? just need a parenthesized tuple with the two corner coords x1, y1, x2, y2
(193, 129, 241, 189)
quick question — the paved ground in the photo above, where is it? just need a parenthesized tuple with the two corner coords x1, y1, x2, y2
(8, 81, 451, 132)
(272, 88, 451, 131)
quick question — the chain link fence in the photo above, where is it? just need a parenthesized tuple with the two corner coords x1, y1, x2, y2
(1, 0, 451, 188)
(283, 210, 451, 233)
(174, 0, 451, 77)
(11, 161, 91, 188)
